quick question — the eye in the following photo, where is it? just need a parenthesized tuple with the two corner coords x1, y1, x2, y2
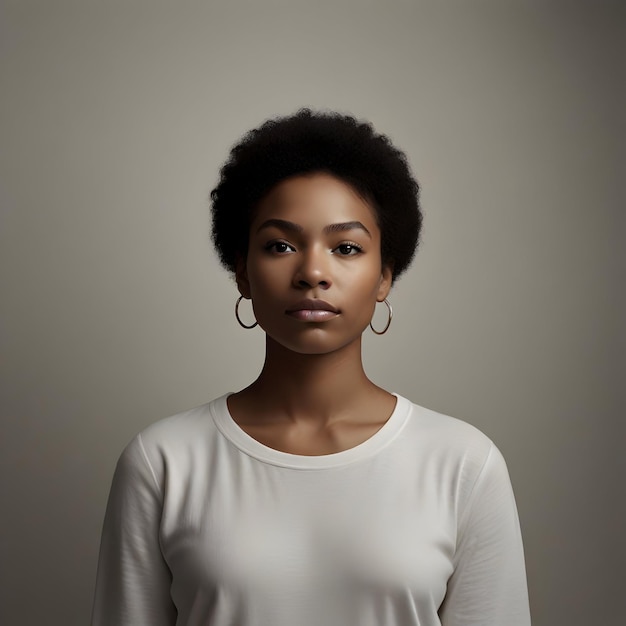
(334, 243, 363, 256)
(265, 240, 296, 254)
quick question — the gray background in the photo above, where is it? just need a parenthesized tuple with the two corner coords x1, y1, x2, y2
(1, 1, 623, 624)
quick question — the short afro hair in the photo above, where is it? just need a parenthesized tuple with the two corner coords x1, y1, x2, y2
(211, 109, 422, 282)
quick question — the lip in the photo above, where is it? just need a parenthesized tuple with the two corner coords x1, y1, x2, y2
(286, 299, 339, 313)
(285, 299, 340, 322)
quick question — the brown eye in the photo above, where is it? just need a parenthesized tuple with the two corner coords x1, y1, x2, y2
(334, 243, 362, 256)
(266, 241, 295, 254)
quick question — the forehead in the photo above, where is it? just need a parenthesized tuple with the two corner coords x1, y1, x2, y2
(252, 173, 379, 231)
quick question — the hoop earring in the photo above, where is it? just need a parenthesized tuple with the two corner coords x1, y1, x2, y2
(235, 296, 258, 329)
(369, 298, 392, 335)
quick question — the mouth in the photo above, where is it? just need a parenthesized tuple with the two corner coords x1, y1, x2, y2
(285, 299, 340, 322)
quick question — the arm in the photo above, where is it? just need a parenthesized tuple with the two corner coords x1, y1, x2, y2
(439, 444, 531, 626)
(91, 434, 177, 626)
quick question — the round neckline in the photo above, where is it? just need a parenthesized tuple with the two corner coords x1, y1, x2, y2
(209, 393, 412, 470)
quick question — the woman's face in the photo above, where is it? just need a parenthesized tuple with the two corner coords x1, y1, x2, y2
(237, 173, 392, 355)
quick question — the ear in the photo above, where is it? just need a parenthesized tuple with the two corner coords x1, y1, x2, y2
(235, 255, 251, 300)
(377, 264, 393, 302)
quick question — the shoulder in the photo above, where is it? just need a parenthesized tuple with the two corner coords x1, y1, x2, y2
(402, 397, 496, 465)
(398, 397, 513, 511)
(138, 397, 221, 447)
(115, 394, 230, 488)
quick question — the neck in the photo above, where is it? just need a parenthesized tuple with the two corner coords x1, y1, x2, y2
(240, 336, 379, 423)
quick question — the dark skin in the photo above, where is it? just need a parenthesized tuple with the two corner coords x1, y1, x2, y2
(227, 174, 396, 456)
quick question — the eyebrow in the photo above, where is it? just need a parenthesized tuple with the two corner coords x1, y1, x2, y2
(256, 219, 371, 238)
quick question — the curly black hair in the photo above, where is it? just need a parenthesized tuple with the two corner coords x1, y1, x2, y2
(211, 109, 422, 282)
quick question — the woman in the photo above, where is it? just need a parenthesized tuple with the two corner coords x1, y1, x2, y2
(92, 110, 531, 625)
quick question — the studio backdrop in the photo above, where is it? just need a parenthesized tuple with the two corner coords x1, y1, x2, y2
(0, 1, 623, 625)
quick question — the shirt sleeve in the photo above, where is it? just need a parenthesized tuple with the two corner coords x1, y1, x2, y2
(91, 434, 177, 626)
(438, 443, 531, 626)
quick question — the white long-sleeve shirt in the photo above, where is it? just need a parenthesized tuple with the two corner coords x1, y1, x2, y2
(92, 393, 530, 625)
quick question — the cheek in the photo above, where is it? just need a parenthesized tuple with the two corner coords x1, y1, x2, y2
(350, 264, 385, 297)
(246, 263, 284, 302)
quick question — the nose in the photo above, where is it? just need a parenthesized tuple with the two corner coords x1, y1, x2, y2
(293, 246, 332, 290)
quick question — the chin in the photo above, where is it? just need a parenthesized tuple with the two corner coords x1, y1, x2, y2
(265, 329, 363, 357)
